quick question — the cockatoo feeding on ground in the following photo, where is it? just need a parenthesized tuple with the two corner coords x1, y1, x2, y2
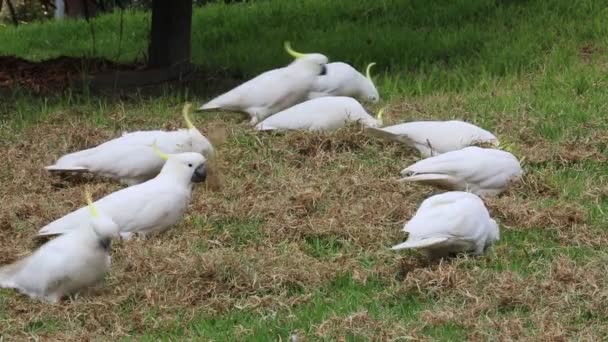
(399, 146, 523, 197)
(255, 96, 383, 131)
(392, 191, 500, 258)
(0, 190, 120, 303)
(38, 147, 208, 239)
(308, 62, 380, 103)
(45, 104, 213, 186)
(365, 120, 498, 157)
(198, 42, 329, 125)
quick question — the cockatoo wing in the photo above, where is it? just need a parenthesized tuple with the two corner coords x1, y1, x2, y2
(401, 147, 522, 194)
(50, 144, 163, 180)
(364, 127, 417, 144)
(255, 96, 365, 131)
(407, 192, 489, 238)
(398, 173, 462, 190)
(393, 192, 496, 255)
(45, 130, 196, 183)
(200, 68, 305, 115)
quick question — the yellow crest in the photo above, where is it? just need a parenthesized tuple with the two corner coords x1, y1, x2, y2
(85, 188, 99, 218)
(365, 62, 376, 80)
(182, 102, 194, 129)
(284, 41, 305, 59)
(151, 140, 169, 161)
(376, 106, 388, 120)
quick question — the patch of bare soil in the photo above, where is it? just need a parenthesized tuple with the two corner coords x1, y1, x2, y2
(0, 55, 139, 93)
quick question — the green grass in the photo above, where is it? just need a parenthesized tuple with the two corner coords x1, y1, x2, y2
(1, 0, 608, 340)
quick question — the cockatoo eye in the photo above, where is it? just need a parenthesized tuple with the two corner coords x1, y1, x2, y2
(188, 163, 193, 167)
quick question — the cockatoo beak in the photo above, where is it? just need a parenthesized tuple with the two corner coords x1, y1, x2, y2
(319, 64, 328, 76)
(191, 163, 208, 183)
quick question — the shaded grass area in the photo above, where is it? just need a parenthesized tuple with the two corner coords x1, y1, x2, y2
(0, 0, 607, 93)
(1, 0, 608, 340)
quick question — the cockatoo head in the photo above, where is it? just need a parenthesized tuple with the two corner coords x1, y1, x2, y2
(182, 103, 215, 158)
(85, 190, 120, 246)
(284, 41, 329, 76)
(471, 129, 500, 148)
(153, 144, 208, 184)
(359, 62, 380, 103)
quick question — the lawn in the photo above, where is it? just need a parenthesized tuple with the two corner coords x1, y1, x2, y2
(1, 0, 608, 340)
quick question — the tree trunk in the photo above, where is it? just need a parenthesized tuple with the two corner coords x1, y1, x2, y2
(5, 0, 18, 26)
(148, 0, 193, 68)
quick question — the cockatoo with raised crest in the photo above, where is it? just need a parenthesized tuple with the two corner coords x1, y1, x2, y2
(38, 146, 208, 239)
(0, 190, 120, 303)
(198, 42, 329, 125)
(45, 104, 213, 186)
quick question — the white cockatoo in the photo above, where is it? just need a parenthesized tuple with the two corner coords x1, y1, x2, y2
(399, 146, 523, 197)
(255, 96, 383, 131)
(38, 147, 208, 239)
(366, 120, 499, 157)
(45, 104, 213, 186)
(198, 42, 329, 125)
(0, 191, 120, 303)
(308, 62, 380, 103)
(392, 191, 500, 258)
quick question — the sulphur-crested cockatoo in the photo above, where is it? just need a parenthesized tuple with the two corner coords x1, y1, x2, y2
(366, 120, 498, 157)
(308, 62, 380, 103)
(255, 96, 382, 131)
(0, 191, 120, 303)
(45, 104, 213, 186)
(399, 146, 523, 197)
(198, 42, 329, 125)
(391, 191, 499, 258)
(38, 147, 208, 239)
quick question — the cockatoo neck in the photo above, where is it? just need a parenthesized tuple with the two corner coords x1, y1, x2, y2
(158, 158, 192, 185)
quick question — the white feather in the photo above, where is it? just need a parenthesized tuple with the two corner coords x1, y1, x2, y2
(199, 53, 329, 124)
(38, 152, 208, 238)
(365, 120, 498, 157)
(45, 128, 213, 186)
(308, 62, 379, 103)
(255, 96, 381, 131)
(0, 211, 119, 303)
(399, 146, 523, 197)
(391, 191, 499, 258)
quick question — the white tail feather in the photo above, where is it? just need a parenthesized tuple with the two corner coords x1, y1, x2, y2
(45, 165, 89, 173)
(198, 102, 222, 112)
(364, 127, 416, 146)
(391, 237, 449, 250)
(398, 173, 453, 183)
(0, 258, 28, 287)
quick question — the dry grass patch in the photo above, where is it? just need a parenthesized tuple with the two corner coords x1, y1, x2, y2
(1, 98, 607, 339)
